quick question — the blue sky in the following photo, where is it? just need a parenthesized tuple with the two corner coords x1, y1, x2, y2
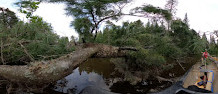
(0, 0, 218, 40)
(0, 0, 19, 10)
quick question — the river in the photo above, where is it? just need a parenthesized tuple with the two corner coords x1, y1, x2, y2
(0, 57, 199, 94)
(52, 57, 199, 94)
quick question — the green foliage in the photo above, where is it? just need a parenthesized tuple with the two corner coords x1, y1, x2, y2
(15, 0, 40, 21)
(95, 19, 206, 71)
(128, 49, 165, 70)
(0, 7, 18, 28)
(72, 17, 94, 42)
(115, 38, 141, 47)
(142, 5, 172, 21)
(208, 33, 218, 56)
(95, 20, 168, 70)
(165, 0, 178, 16)
(48, 0, 130, 42)
(0, 8, 74, 65)
(208, 44, 218, 56)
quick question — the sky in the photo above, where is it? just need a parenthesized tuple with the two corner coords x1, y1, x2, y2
(0, 0, 218, 40)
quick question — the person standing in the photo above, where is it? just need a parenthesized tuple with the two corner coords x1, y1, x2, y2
(201, 49, 211, 68)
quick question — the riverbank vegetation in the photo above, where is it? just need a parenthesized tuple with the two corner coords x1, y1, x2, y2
(0, 2, 74, 65)
(0, 0, 217, 93)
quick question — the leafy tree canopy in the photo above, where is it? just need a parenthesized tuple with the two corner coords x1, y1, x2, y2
(45, 0, 131, 42)
(0, 6, 74, 65)
(0, 7, 18, 28)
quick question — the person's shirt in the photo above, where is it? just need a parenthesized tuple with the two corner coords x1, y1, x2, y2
(203, 52, 210, 58)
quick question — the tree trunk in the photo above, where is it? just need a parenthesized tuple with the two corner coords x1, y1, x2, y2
(0, 47, 99, 85)
(0, 44, 129, 86)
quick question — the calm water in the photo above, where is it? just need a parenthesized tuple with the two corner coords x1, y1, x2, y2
(54, 58, 117, 94)
(53, 58, 184, 94)
(0, 57, 199, 94)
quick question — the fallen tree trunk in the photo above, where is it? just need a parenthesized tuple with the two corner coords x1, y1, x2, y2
(0, 43, 139, 93)
(0, 47, 99, 85)
(0, 44, 130, 86)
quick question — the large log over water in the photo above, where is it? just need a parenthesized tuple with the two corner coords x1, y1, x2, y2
(0, 47, 99, 85)
(0, 44, 128, 86)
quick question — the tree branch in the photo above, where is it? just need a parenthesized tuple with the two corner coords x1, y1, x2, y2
(119, 47, 139, 51)
(19, 42, 35, 62)
(176, 59, 185, 71)
(90, 9, 97, 34)
(156, 76, 173, 83)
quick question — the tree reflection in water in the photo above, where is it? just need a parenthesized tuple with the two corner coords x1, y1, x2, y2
(54, 58, 117, 94)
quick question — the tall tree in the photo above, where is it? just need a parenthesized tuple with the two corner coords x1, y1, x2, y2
(183, 13, 189, 26)
(165, 0, 178, 17)
(210, 35, 216, 44)
(165, 0, 178, 31)
(202, 33, 209, 49)
(15, 0, 41, 22)
(214, 30, 218, 37)
(47, 0, 131, 42)
(0, 7, 18, 28)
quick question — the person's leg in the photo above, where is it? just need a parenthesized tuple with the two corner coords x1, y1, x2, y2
(204, 58, 207, 69)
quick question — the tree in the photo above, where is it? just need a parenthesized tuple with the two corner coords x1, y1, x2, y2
(202, 32, 209, 49)
(208, 34, 218, 56)
(170, 20, 192, 49)
(214, 30, 218, 37)
(210, 35, 216, 44)
(0, 6, 75, 64)
(165, 0, 178, 17)
(165, 0, 178, 31)
(47, 0, 131, 42)
(15, 0, 41, 22)
(0, 7, 18, 28)
(183, 13, 189, 26)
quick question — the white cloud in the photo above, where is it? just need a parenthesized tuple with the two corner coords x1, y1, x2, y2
(115, 0, 218, 40)
(0, 0, 217, 40)
(0, 0, 78, 39)
(34, 3, 78, 39)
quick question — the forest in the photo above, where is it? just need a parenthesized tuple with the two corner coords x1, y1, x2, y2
(0, 0, 218, 93)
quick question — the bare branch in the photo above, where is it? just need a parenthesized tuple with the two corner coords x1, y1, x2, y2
(19, 42, 35, 62)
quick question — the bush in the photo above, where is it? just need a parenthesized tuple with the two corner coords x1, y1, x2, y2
(0, 16, 74, 64)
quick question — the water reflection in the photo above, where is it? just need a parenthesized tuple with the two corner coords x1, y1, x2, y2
(54, 58, 115, 94)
